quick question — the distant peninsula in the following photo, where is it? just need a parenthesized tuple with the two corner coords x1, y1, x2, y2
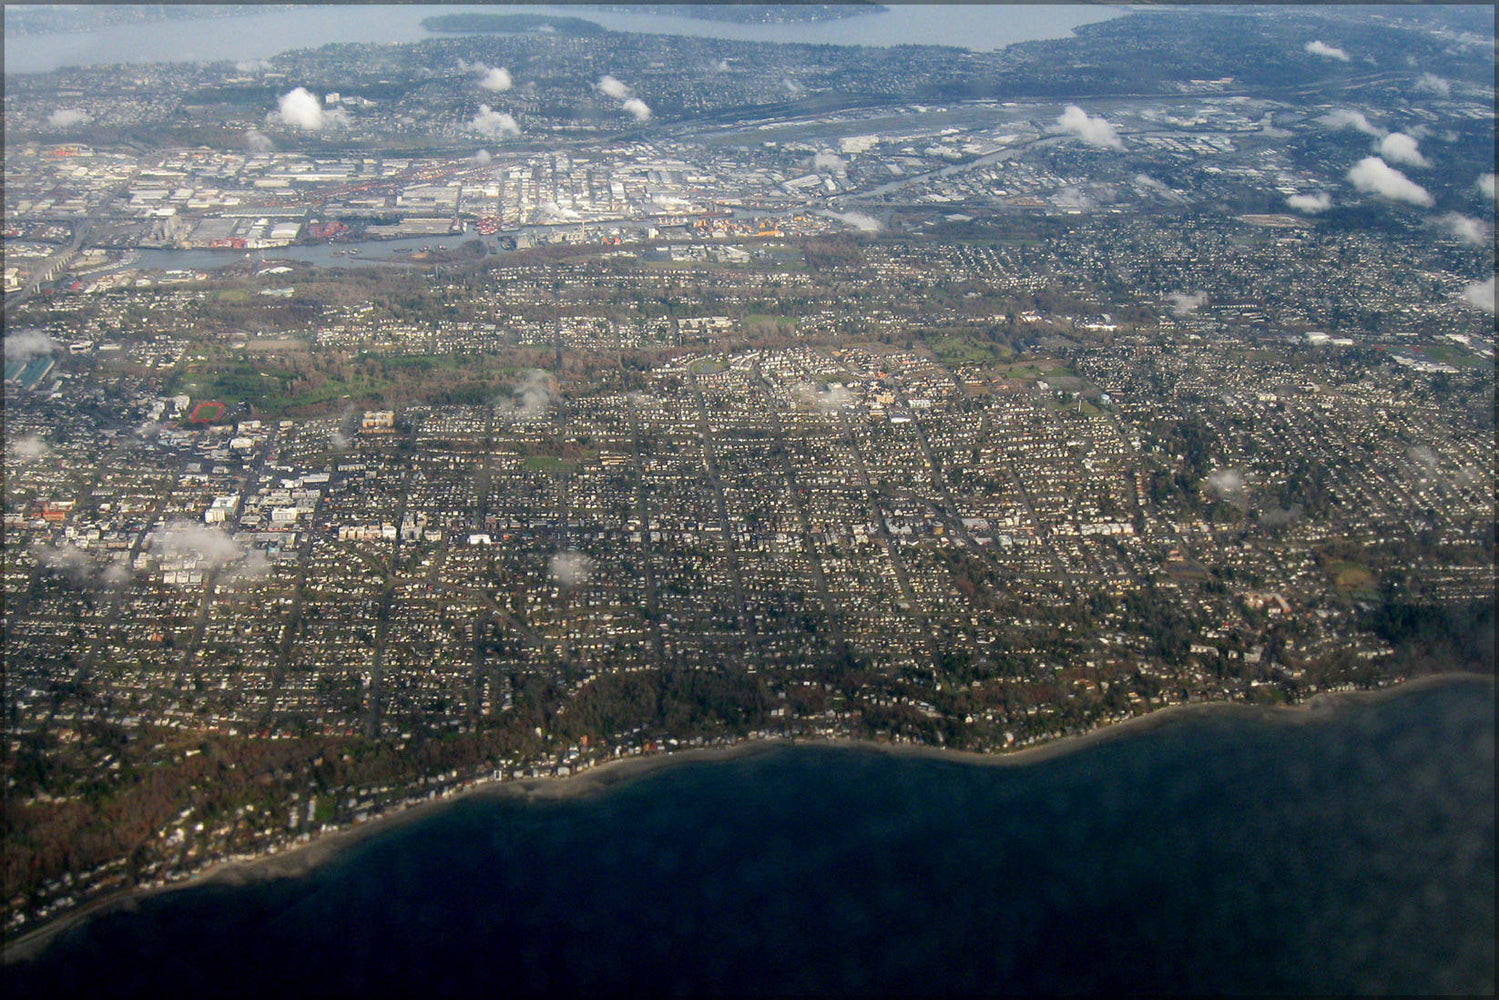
(421, 13, 607, 37)
(592, 4, 887, 24)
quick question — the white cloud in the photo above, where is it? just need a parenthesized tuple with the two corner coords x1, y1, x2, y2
(272, 87, 324, 129)
(268, 87, 347, 130)
(1166, 292, 1208, 317)
(1305, 40, 1350, 62)
(812, 151, 846, 173)
(548, 550, 594, 587)
(1414, 72, 1451, 97)
(595, 76, 649, 120)
(783, 78, 805, 95)
(1133, 174, 1186, 204)
(597, 75, 631, 100)
(1286, 191, 1333, 213)
(1052, 186, 1095, 210)
(244, 128, 274, 153)
(7, 435, 50, 462)
(154, 523, 242, 565)
(469, 104, 520, 139)
(793, 381, 857, 413)
(1461, 276, 1495, 314)
(534, 201, 579, 224)
(37, 540, 92, 580)
(1479, 173, 1496, 201)
(1205, 469, 1247, 506)
(47, 108, 92, 128)
(101, 559, 133, 587)
(494, 369, 556, 422)
(1057, 105, 1123, 150)
(1316, 109, 1384, 137)
(473, 148, 492, 165)
(818, 209, 881, 232)
(1378, 132, 1428, 168)
(1407, 445, 1440, 476)
(1346, 156, 1433, 207)
(151, 523, 272, 584)
(5, 330, 58, 363)
(1436, 213, 1489, 246)
(476, 64, 512, 92)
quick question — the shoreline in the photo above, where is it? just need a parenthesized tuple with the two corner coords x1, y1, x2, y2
(4, 670, 1491, 963)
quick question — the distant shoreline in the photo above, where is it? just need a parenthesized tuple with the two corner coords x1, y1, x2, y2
(5, 671, 1491, 964)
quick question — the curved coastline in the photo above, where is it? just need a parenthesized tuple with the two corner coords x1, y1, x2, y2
(4, 670, 1491, 964)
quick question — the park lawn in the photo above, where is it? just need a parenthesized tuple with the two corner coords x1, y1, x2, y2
(924, 333, 1007, 368)
(522, 455, 580, 474)
(998, 360, 1073, 381)
(1327, 560, 1379, 592)
(1419, 342, 1484, 369)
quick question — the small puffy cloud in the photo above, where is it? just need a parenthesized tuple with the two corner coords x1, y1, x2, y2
(1258, 504, 1303, 528)
(244, 128, 274, 153)
(534, 201, 579, 224)
(783, 78, 805, 95)
(476, 64, 513, 92)
(715, 59, 732, 73)
(470, 104, 520, 139)
(154, 523, 242, 565)
(548, 550, 594, 587)
(812, 151, 845, 173)
(268, 87, 347, 130)
(1414, 72, 1450, 97)
(597, 75, 631, 100)
(1378, 132, 1428, 168)
(272, 87, 324, 129)
(495, 369, 556, 422)
(1132, 174, 1173, 197)
(101, 559, 133, 587)
(473, 148, 492, 165)
(1436, 213, 1489, 245)
(1406, 445, 1440, 476)
(1461, 276, 1495, 314)
(48, 108, 92, 128)
(621, 97, 652, 122)
(818, 209, 881, 232)
(235, 58, 272, 73)
(1057, 105, 1123, 150)
(1205, 469, 1247, 506)
(1052, 186, 1095, 210)
(7, 435, 51, 463)
(5, 330, 58, 363)
(1286, 191, 1333, 213)
(152, 522, 272, 584)
(36, 540, 92, 580)
(1479, 173, 1496, 201)
(1166, 292, 1208, 317)
(1347, 156, 1433, 207)
(793, 382, 856, 413)
(1316, 109, 1383, 136)
(1305, 40, 1350, 62)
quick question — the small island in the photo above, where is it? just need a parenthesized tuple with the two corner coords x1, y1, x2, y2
(421, 13, 607, 37)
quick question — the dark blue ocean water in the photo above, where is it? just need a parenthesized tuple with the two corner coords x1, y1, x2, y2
(9, 678, 1494, 997)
